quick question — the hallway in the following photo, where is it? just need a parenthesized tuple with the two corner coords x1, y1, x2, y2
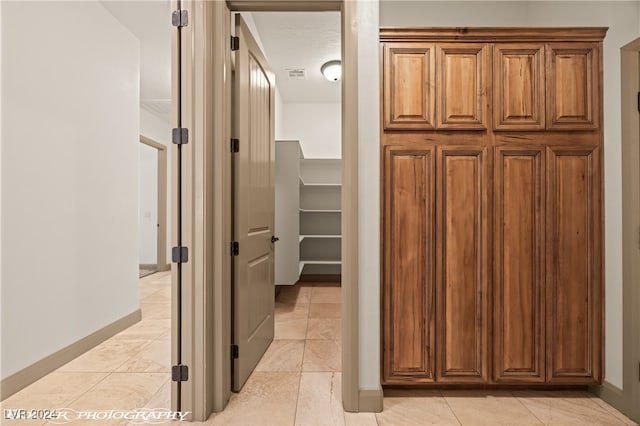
(1, 277, 636, 425)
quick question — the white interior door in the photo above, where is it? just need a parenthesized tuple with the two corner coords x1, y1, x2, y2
(232, 13, 276, 392)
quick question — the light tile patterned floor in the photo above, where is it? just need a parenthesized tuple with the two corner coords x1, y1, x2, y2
(1, 271, 172, 426)
(2, 276, 637, 426)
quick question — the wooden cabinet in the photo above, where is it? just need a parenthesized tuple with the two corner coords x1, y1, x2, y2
(381, 28, 606, 387)
(436, 146, 489, 382)
(493, 44, 545, 130)
(436, 44, 488, 129)
(546, 44, 599, 130)
(382, 146, 435, 383)
(382, 39, 601, 132)
(383, 43, 435, 130)
(546, 146, 602, 383)
(494, 146, 545, 382)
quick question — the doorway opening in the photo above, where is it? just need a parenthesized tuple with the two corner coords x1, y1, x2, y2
(139, 136, 168, 278)
(173, 0, 362, 419)
(225, 10, 344, 421)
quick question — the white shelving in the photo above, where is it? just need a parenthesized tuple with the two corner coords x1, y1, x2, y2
(299, 208, 342, 213)
(275, 141, 341, 284)
(300, 234, 341, 240)
(299, 158, 341, 278)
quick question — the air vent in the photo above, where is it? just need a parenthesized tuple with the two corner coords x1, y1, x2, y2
(287, 69, 306, 80)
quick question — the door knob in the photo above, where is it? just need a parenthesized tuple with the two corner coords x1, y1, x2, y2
(271, 236, 279, 243)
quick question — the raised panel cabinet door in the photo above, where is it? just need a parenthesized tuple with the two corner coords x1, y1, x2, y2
(383, 43, 436, 130)
(546, 146, 602, 383)
(546, 43, 599, 130)
(494, 147, 545, 382)
(494, 44, 545, 130)
(383, 146, 435, 383)
(436, 44, 489, 130)
(436, 146, 490, 382)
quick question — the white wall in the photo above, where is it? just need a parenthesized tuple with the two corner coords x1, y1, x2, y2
(282, 103, 341, 158)
(139, 143, 157, 265)
(1, 1, 139, 379)
(358, 0, 640, 391)
(140, 107, 172, 264)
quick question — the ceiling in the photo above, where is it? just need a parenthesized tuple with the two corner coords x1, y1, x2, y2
(251, 12, 341, 104)
(99, 2, 340, 119)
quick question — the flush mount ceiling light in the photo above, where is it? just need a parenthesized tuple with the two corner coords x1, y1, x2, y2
(321, 60, 341, 82)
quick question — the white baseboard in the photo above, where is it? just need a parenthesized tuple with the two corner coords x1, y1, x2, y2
(0, 309, 142, 401)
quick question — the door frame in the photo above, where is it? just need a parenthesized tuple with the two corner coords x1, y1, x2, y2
(619, 37, 640, 423)
(139, 135, 169, 272)
(172, 0, 363, 421)
(592, 37, 640, 423)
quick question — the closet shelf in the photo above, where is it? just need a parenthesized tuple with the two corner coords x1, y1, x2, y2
(300, 183, 342, 187)
(299, 234, 341, 242)
(299, 208, 342, 213)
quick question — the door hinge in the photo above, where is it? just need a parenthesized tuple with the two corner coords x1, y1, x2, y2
(231, 344, 239, 360)
(171, 10, 188, 27)
(231, 36, 240, 51)
(172, 246, 189, 263)
(172, 364, 189, 382)
(231, 138, 240, 153)
(231, 241, 239, 256)
(172, 128, 189, 145)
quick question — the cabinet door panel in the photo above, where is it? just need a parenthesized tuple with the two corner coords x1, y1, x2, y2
(546, 44, 599, 130)
(383, 43, 436, 130)
(436, 146, 489, 382)
(547, 146, 602, 383)
(494, 44, 545, 130)
(383, 146, 435, 383)
(437, 44, 488, 129)
(494, 147, 545, 382)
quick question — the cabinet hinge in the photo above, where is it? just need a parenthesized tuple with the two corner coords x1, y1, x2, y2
(231, 241, 239, 256)
(231, 36, 240, 51)
(171, 364, 189, 382)
(172, 128, 189, 145)
(231, 138, 240, 153)
(637, 91, 640, 113)
(231, 344, 239, 360)
(172, 246, 188, 263)
(171, 10, 188, 28)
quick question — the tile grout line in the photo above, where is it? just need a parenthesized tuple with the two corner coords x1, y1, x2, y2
(440, 390, 464, 426)
(141, 376, 172, 409)
(292, 281, 311, 426)
(511, 391, 546, 425)
(60, 370, 114, 410)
